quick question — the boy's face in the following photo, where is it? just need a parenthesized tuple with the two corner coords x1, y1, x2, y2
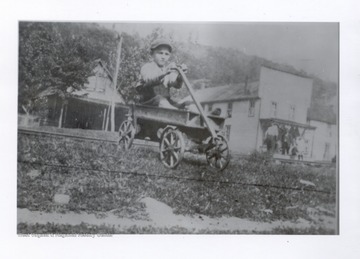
(152, 46, 171, 67)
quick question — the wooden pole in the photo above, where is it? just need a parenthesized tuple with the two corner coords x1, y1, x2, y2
(110, 33, 123, 132)
(105, 104, 110, 131)
(63, 102, 68, 128)
(102, 108, 107, 130)
(58, 100, 65, 128)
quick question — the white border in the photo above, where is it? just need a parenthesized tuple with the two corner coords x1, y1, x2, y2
(1, 0, 360, 258)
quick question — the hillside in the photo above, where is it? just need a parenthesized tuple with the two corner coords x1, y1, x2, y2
(18, 23, 338, 120)
(168, 40, 338, 122)
(175, 41, 337, 109)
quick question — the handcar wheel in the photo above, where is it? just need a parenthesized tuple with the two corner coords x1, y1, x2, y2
(159, 128, 185, 169)
(118, 119, 135, 150)
(206, 135, 230, 171)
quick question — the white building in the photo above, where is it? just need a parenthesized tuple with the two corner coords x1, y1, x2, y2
(307, 105, 337, 161)
(183, 66, 323, 160)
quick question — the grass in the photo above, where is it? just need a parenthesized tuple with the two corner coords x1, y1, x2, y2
(17, 130, 337, 234)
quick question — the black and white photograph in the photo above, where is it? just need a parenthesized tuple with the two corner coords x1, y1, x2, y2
(2, 0, 360, 258)
(17, 21, 339, 235)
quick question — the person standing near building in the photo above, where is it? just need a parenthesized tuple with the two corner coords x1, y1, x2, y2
(290, 144, 298, 159)
(289, 125, 300, 146)
(265, 123, 279, 153)
(282, 129, 291, 155)
(297, 136, 306, 160)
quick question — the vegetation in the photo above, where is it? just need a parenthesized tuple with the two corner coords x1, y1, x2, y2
(18, 22, 337, 118)
(17, 131, 337, 234)
(19, 23, 100, 114)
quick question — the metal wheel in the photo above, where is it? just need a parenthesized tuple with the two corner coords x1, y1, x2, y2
(206, 135, 230, 171)
(118, 119, 135, 150)
(159, 128, 185, 169)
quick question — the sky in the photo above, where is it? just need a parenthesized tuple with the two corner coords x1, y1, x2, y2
(102, 22, 339, 83)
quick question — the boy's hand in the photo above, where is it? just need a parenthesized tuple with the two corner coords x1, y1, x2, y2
(166, 63, 188, 74)
(180, 64, 188, 73)
(166, 62, 177, 73)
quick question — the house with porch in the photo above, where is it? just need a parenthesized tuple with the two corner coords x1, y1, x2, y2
(42, 59, 128, 131)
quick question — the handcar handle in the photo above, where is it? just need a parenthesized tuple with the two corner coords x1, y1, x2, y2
(172, 67, 218, 139)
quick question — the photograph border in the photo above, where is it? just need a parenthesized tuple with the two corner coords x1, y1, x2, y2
(1, 0, 359, 258)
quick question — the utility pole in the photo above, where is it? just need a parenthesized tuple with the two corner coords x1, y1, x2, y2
(110, 31, 123, 132)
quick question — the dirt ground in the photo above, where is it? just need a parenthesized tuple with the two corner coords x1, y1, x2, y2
(17, 196, 336, 234)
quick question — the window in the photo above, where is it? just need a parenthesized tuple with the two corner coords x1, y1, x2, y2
(225, 125, 231, 141)
(95, 74, 107, 92)
(289, 105, 296, 120)
(271, 102, 277, 118)
(208, 104, 213, 112)
(86, 76, 96, 91)
(304, 139, 309, 155)
(248, 100, 255, 117)
(227, 102, 233, 118)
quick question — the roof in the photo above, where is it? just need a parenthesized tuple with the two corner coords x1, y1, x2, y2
(94, 59, 113, 82)
(260, 118, 316, 130)
(72, 89, 125, 104)
(180, 81, 259, 104)
(37, 59, 116, 98)
(261, 65, 311, 80)
(307, 105, 337, 124)
(72, 59, 125, 104)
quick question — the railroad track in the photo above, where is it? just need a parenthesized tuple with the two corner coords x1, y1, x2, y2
(18, 126, 334, 167)
(18, 126, 158, 149)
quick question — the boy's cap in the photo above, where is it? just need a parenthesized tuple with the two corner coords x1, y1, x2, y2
(150, 38, 172, 52)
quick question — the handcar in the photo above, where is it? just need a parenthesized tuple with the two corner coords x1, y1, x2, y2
(118, 67, 230, 171)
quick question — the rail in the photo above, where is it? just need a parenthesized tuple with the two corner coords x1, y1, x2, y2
(18, 126, 334, 167)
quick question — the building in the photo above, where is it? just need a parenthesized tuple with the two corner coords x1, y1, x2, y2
(42, 60, 128, 131)
(182, 66, 320, 160)
(257, 66, 316, 159)
(307, 105, 337, 161)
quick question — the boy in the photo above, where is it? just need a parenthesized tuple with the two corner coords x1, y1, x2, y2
(136, 38, 187, 109)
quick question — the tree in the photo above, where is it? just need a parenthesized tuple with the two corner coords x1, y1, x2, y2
(18, 22, 117, 127)
(115, 32, 147, 103)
